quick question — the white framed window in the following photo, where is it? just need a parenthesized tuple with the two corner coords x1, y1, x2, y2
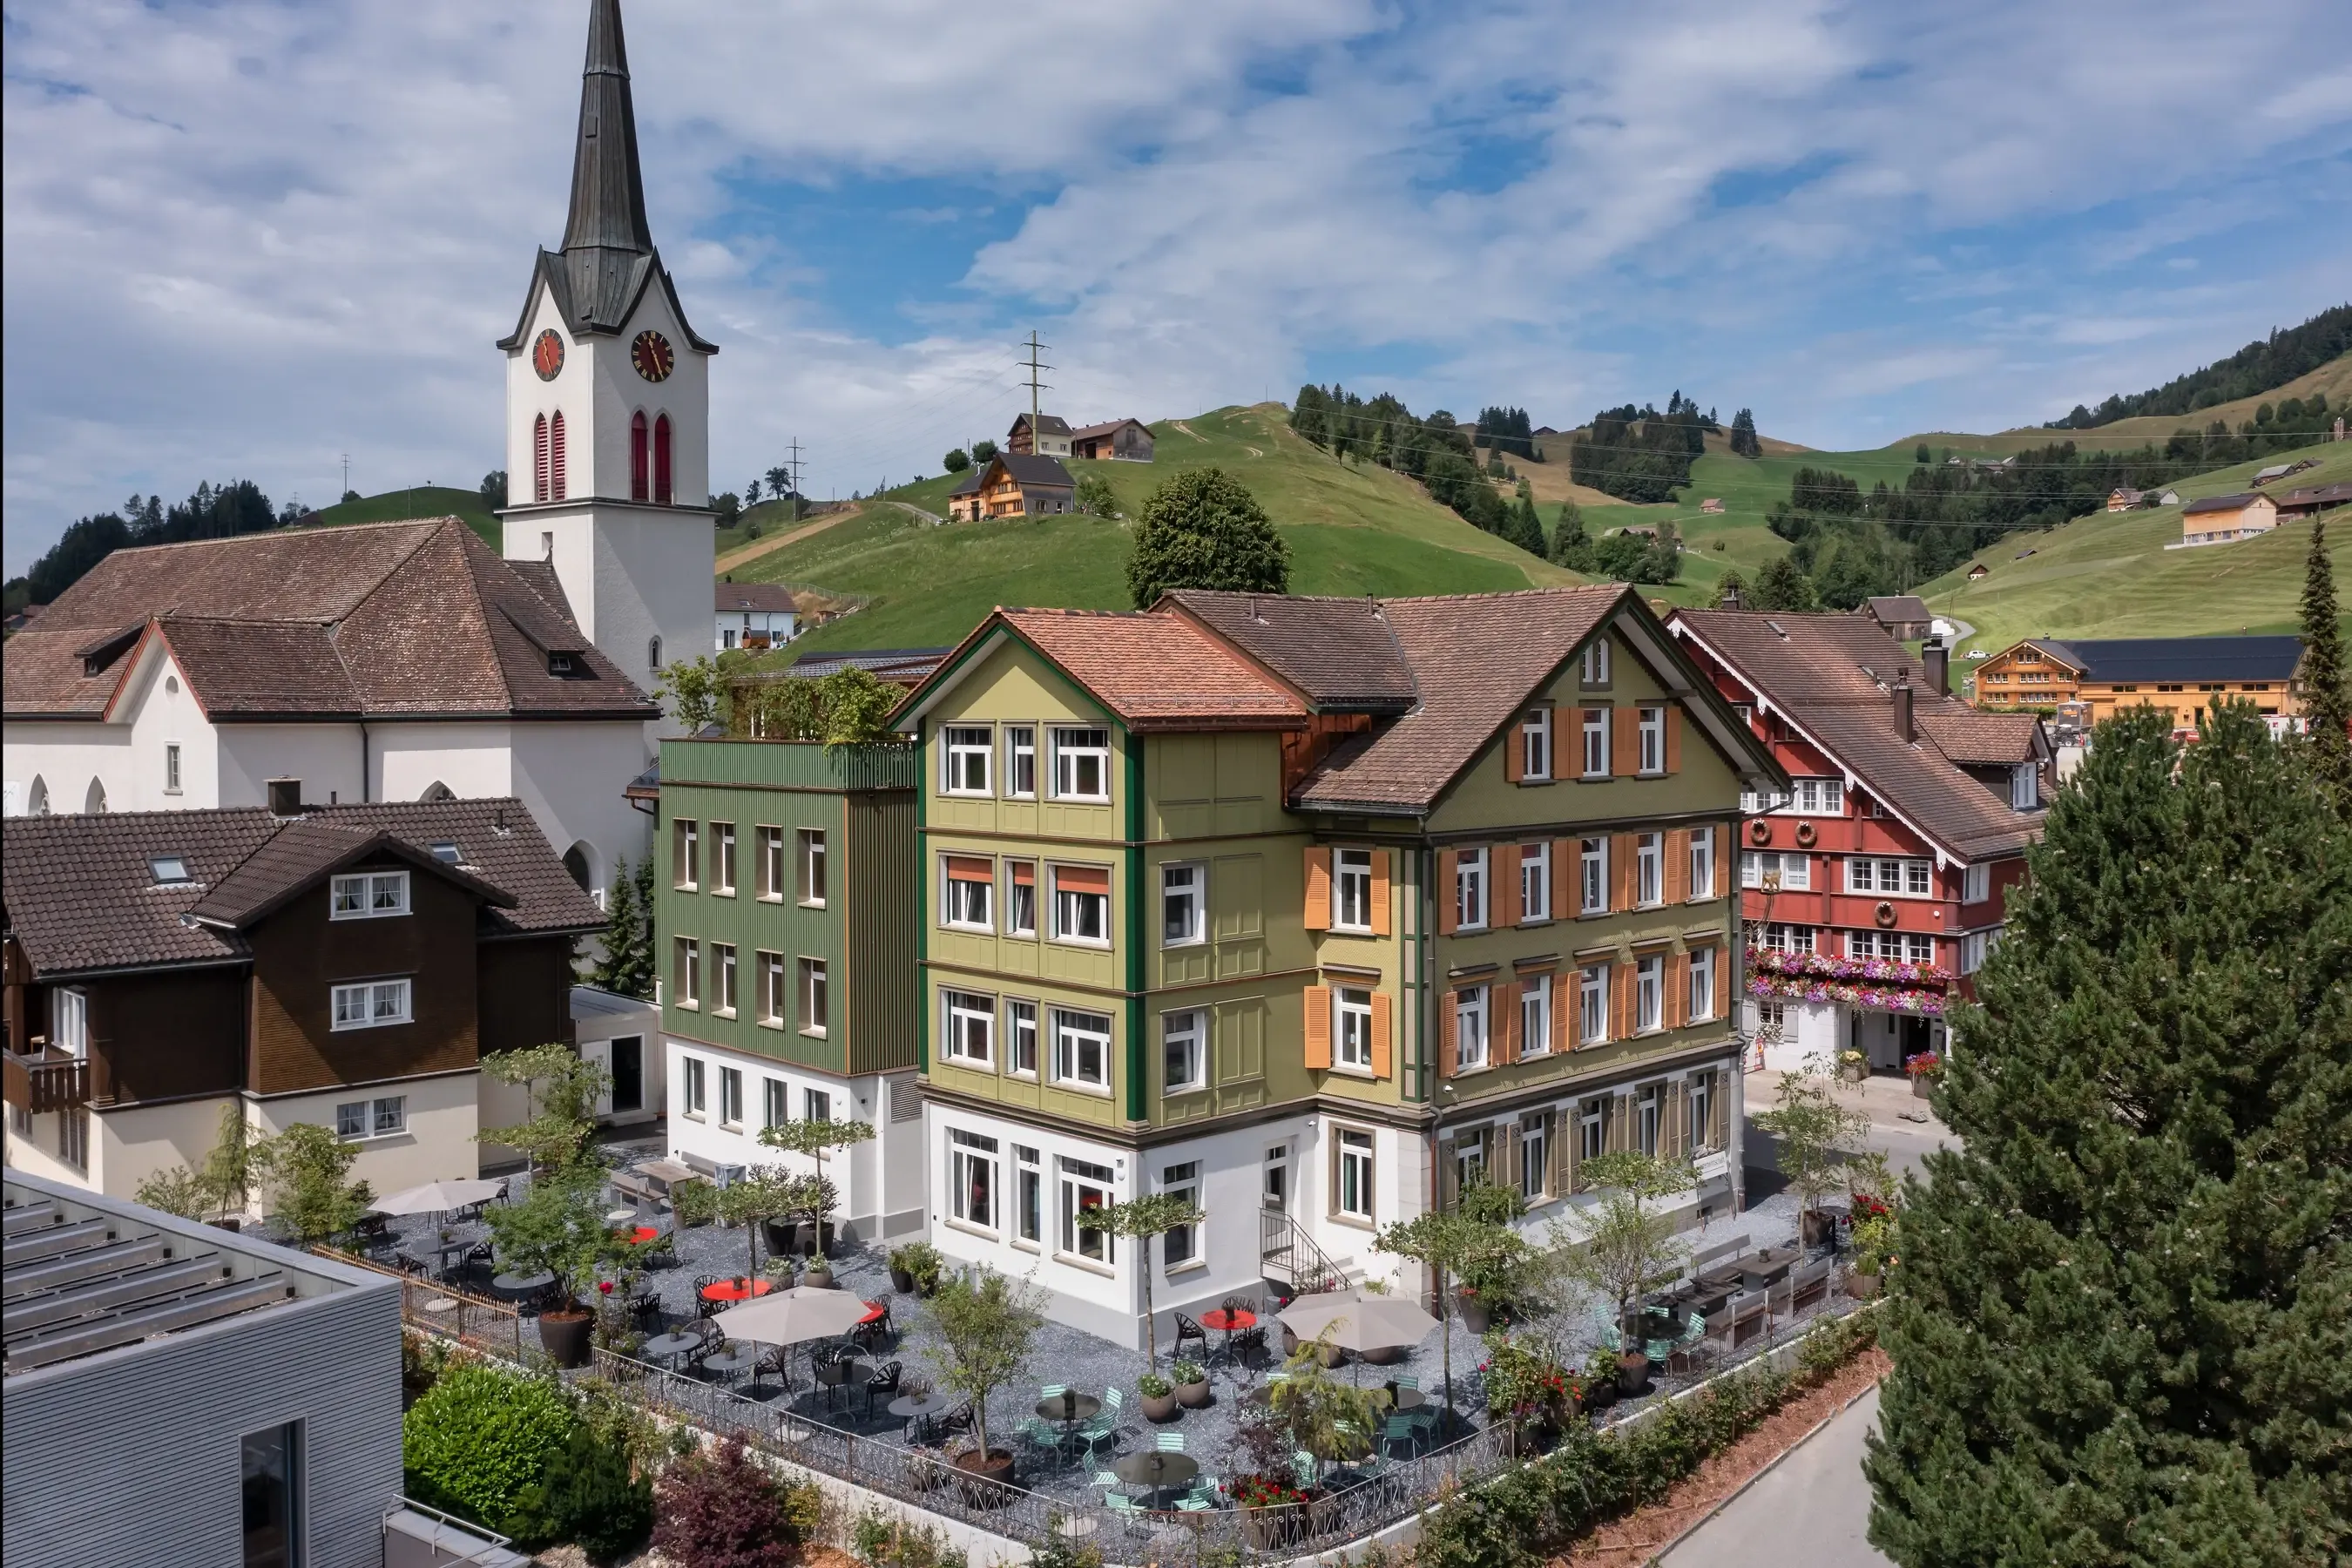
(1687, 947, 1716, 1021)
(1161, 862, 1205, 946)
(712, 943, 737, 1017)
(1741, 850, 1810, 890)
(329, 870, 410, 920)
(764, 1077, 788, 1131)
(335, 1095, 405, 1141)
(1051, 1007, 1112, 1091)
(800, 957, 828, 1034)
(1520, 707, 1552, 781)
(1335, 1128, 1375, 1220)
(1334, 986, 1375, 1071)
(164, 741, 182, 794)
(1580, 837, 1608, 915)
(1058, 1156, 1115, 1261)
(1578, 1099, 1606, 1161)
(1638, 706, 1666, 774)
(1847, 930, 1936, 965)
(1519, 1115, 1548, 1200)
(1051, 866, 1111, 944)
(711, 823, 737, 896)
(1016, 1146, 1043, 1245)
(943, 726, 992, 794)
(1578, 964, 1607, 1044)
(1635, 1085, 1662, 1154)
(1691, 1073, 1716, 1152)
(720, 1065, 744, 1126)
(951, 1129, 998, 1232)
(1760, 923, 1815, 954)
(1767, 778, 1844, 816)
(1453, 1134, 1487, 1195)
(1454, 986, 1490, 1070)
(1455, 847, 1488, 930)
(1580, 640, 1611, 687)
(1006, 999, 1039, 1077)
(684, 1056, 706, 1116)
(1964, 863, 1991, 903)
(50, 988, 89, 1057)
(1846, 856, 1933, 896)
(1051, 727, 1111, 801)
(943, 990, 994, 1066)
(804, 1086, 831, 1123)
(1160, 1160, 1202, 1269)
(1635, 833, 1663, 906)
(330, 978, 412, 1031)
(672, 819, 699, 889)
(1163, 1008, 1206, 1091)
(758, 826, 785, 900)
(1520, 841, 1551, 922)
(2010, 764, 2038, 810)
(1581, 708, 1611, 777)
(1960, 927, 2002, 975)
(1005, 726, 1037, 799)
(1635, 956, 1663, 1032)
(798, 829, 827, 905)
(1688, 830, 1715, 899)
(1334, 848, 1375, 931)
(1520, 973, 1552, 1056)
(1005, 862, 1037, 936)
(944, 856, 994, 929)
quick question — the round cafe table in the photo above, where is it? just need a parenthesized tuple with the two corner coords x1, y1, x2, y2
(1200, 1305, 1257, 1362)
(1036, 1390, 1101, 1425)
(1113, 1450, 1200, 1506)
(613, 1225, 661, 1245)
(889, 1390, 956, 1445)
(700, 1277, 775, 1304)
(490, 1270, 555, 1299)
(1382, 1383, 1426, 1412)
(643, 1330, 701, 1369)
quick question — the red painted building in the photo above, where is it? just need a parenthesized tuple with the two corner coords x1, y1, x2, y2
(1665, 610, 2049, 1074)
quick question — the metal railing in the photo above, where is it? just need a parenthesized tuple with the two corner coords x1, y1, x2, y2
(1260, 1208, 1348, 1297)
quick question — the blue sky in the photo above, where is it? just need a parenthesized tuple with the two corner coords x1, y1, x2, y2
(4, 0, 2349, 574)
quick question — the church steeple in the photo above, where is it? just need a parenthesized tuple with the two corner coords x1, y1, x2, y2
(561, 0, 654, 257)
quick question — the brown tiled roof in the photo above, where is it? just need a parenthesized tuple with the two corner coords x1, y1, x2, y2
(718, 583, 801, 613)
(1068, 418, 1148, 442)
(3, 517, 657, 720)
(1861, 596, 1930, 624)
(1289, 587, 1627, 810)
(995, 609, 1308, 729)
(996, 454, 1075, 490)
(2, 798, 602, 978)
(1667, 609, 2044, 860)
(1011, 414, 1073, 438)
(187, 819, 515, 928)
(1158, 590, 1419, 710)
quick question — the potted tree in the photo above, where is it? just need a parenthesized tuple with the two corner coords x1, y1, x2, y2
(1549, 1151, 1697, 1397)
(757, 1114, 875, 1256)
(889, 1240, 945, 1297)
(485, 1169, 632, 1368)
(1173, 1358, 1211, 1408)
(1073, 1192, 1205, 1375)
(1753, 1064, 1872, 1247)
(923, 1267, 1046, 1502)
(1375, 1179, 1526, 1430)
(1137, 1371, 1179, 1423)
(792, 1177, 841, 1287)
(714, 1166, 801, 1291)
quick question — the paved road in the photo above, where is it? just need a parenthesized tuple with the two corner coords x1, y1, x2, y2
(1662, 1385, 1891, 1568)
(1747, 1074, 1952, 1185)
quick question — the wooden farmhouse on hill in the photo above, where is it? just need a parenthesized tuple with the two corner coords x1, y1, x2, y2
(947, 452, 1078, 521)
(1068, 418, 1155, 462)
(1005, 412, 1073, 458)
(2180, 491, 2280, 547)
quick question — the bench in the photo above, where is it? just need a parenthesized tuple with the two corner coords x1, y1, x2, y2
(1686, 1233, 1752, 1277)
(1777, 1257, 1834, 1315)
(1711, 1288, 1770, 1348)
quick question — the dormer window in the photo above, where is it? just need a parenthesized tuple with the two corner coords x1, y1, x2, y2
(150, 855, 193, 886)
(331, 870, 410, 919)
(549, 653, 575, 674)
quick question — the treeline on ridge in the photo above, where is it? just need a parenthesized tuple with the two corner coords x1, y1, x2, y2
(1288, 385, 1551, 555)
(2047, 302, 2350, 429)
(6, 482, 294, 612)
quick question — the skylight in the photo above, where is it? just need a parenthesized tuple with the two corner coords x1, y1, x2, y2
(150, 855, 193, 885)
(430, 842, 462, 864)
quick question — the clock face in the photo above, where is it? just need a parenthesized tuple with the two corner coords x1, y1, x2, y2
(632, 329, 675, 383)
(531, 329, 565, 381)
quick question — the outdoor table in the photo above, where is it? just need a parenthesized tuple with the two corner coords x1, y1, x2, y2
(1114, 1450, 1200, 1506)
(1740, 1247, 1799, 1291)
(1036, 1390, 1102, 1425)
(889, 1390, 955, 1445)
(1199, 1305, 1257, 1361)
(490, 1270, 555, 1298)
(815, 1356, 868, 1412)
(700, 1277, 776, 1304)
(1382, 1383, 1426, 1412)
(612, 1225, 661, 1245)
(703, 1346, 759, 1389)
(643, 1331, 702, 1369)
(605, 1207, 639, 1227)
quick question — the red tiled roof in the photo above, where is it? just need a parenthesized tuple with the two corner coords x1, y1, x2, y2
(995, 608, 1308, 728)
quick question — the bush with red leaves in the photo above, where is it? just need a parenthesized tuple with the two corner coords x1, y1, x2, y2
(652, 1436, 794, 1568)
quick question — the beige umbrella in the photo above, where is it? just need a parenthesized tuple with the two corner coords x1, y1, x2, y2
(371, 1178, 506, 1216)
(1278, 1291, 1440, 1355)
(711, 1283, 872, 1346)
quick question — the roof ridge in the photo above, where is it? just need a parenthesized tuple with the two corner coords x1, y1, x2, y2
(98, 516, 446, 561)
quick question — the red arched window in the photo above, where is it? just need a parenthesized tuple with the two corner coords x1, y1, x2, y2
(533, 414, 551, 503)
(549, 411, 568, 501)
(653, 415, 673, 505)
(630, 411, 650, 503)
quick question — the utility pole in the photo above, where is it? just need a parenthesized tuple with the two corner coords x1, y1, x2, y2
(1021, 331, 1052, 451)
(341, 453, 350, 497)
(786, 437, 805, 519)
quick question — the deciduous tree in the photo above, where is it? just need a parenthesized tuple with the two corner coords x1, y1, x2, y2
(1074, 1193, 1204, 1369)
(1124, 467, 1290, 607)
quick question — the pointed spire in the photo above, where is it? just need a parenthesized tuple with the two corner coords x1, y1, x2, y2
(561, 0, 653, 256)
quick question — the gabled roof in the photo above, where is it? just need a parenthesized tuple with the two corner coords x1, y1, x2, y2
(2182, 491, 2270, 516)
(2028, 635, 2304, 684)
(992, 453, 1076, 490)
(1158, 590, 1419, 711)
(1860, 596, 1931, 625)
(717, 583, 801, 614)
(3, 517, 658, 721)
(1, 799, 601, 978)
(1667, 609, 2046, 862)
(1010, 413, 1073, 438)
(948, 469, 984, 497)
(1068, 418, 1151, 442)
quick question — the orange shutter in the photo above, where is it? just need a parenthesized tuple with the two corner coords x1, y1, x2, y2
(1716, 824, 1731, 899)
(1370, 992, 1393, 1078)
(946, 855, 993, 882)
(1437, 849, 1459, 935)
(1504, 720, 1525, 783)
(1495, 844, 1522, 928)
(1666, 954, 1687, 1029)
(1612, 963, 1634, 1040)
(1717, 940, 1734, 1018)
(1303, 985, 1331, 1069)
(1613, 834, 1637, 909)
(1552, 838, 1574, 921)
(1664, 830, 1687, 904)
(1369, 850, 1392, 936)
(1495, 981, 1519, 1064)
(1438, 992, 1457, 1077)
(1010, 862, 1037, 886)
(1613, 706, 1639, 777)
(1057, 865, 1110, 894)
(1664, 706, 1683, 773)
(1304, 847, 1332, 931)
(1553, 968, 1572, 1048)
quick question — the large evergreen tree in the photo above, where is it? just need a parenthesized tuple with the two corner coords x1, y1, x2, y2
(1124, 467, 1290, 607)
(1748, 554, 1819, 612)
(1550, 501, 1596, 571)
(1865, 703, 2352, 1566)
(2300, 517, 2352, 813)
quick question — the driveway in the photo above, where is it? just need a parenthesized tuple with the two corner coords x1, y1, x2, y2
(1662, 1384, 1891, 1568)
(1747, 1071, 1950, 1185)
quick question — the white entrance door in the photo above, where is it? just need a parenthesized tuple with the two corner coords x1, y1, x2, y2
(580, 1039, 615, 1118)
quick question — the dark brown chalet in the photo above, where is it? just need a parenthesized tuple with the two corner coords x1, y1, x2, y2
(1664, 611, 2049, 1077)
(3, 791, 601, 1208)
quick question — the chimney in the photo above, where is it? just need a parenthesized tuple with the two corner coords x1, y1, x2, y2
(1893, 681, 1916, 744)
(1923, 641, 1950, 698)
(267, 777, 303, 817)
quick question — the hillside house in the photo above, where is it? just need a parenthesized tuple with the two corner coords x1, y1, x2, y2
(1965, 564, 1990, 581)
(1972, 634, 2308, 736)
(2274, 482, 2352, 520)
(716, 582, 800, 651)
(1855, 596, 1934, 640)
(1700, 498, 1725, 515)
(2180, 491, 2281, 546)
(947, 453, 1077, 521)
(2105, 488, 2145, 512)
(1068, 418, 1155, 463)
(1005, 413, 1073, 459)
(2251, 460, 2315, 487)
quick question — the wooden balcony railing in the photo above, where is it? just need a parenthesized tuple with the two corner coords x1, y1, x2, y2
(3, 1049, 90, 1114)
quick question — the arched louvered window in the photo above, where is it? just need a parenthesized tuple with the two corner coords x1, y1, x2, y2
(653, 415, 673, 505)
(549, 410, 568, 501)
(648, 636, 663, 672)
(630, 411, 650, 503)
(533, 414, 551, 503)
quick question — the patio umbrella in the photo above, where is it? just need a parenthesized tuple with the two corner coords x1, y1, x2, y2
(710, 1284, 871, 1347)
(1279, 1292, 1440, 1357)
(372, 1178, 506, 1216)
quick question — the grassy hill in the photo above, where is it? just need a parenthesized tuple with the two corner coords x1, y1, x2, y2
(307, 485, 501, 544)
(1920, 440, 2352, 656)
(730, 403, 1582, 660)
(1896, 355, 2352, 457)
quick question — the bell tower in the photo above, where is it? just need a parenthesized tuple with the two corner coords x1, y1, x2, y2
(497, 0, 714, 713)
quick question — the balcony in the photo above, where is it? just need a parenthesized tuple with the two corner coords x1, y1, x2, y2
(3, 1046, 91, 1115)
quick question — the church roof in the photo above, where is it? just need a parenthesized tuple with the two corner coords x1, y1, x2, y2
(497, 0, 714, 354)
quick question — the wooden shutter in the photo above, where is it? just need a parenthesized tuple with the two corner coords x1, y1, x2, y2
(1665, 705, 1683, 774)
(1553, 970, 1573, 1052)
(1437, 849, 1460, 935)
(1666, 953, 1687, 1030)
(1552, 1110, 1571, 1195)
(1369, 850, 1392, 936)
(1717, 936, 1734, 1019)
(1552, 838, 1574, 921)
(1438, 990, 1457, 1077)
(1500, 1123, 1521, 1199)
(1666, 1080, 1688, 1157)
(1664, 830, 1687, 904)
(1612, 963, 1634, 1040)
(1304, 848, 1332, 931)
(1370, 992, 1393, 1078)
(1495, 982, 1519, 1064)
(1438, 1138, 1459, 1210)
(1304, 984, 1331, 1070)
(1495, 844, 1522, 929)
(1504, 719, 1525, 783)
(1715, 1069, 1731, 1148)
(1613, 834, 1638, 909)
(1609, 1095, 1630, 1152)
(1613, 706, 1640, 777)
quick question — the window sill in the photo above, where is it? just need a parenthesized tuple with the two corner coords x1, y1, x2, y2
(799, 898, 828, 910)
(800, 1026, 829, 1040)
(1048, 938, 1113, 951)
(337, 1128, 411, 1146)
(1515, 777, 1555, 787)
(713, 1009, 737, 1020)
(1325, 1063, 1376, 1080)
(1161, 937, 1207, 951)
(942, 1055, 994, 1072)
(676, 884, 699, 894)
(1328, 1212, 1376, 1233)
(713, 889, 738, 900)
(1517, 916, 1555, 929)
(1048, 796, 1113, 808)
(1052, 1251, 1118, 1278)
(1164, 1259, 1209, 1281)
(943, 922, 994, 936)
(1049, 1079, 1114, 1099)
(1006, 1070, 1039, 1084)
(1328, 923, 1376, 938)
(1166, 1081, 1209, 1096)
(940, 789, 994, 801)
(757, 1017, 786, 1031)
(944, 1217, 1001, 1243)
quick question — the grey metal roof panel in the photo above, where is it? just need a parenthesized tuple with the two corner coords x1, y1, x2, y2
(2040, 635, 2304, 683)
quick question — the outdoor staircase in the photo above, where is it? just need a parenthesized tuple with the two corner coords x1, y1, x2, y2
(1260, 1206, 1354, 1297)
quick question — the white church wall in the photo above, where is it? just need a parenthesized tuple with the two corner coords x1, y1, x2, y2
(3, 721, 134, 818)
(370, 723, 516, 807)
(508, 720, 654, 895)
(217, 724, 368, 808)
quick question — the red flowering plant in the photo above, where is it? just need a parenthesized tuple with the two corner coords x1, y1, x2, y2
(1479, 1332, 1578, 1427)
(1904, 1051, 1944, 1080)
(1225, 1472, 1309, 1510)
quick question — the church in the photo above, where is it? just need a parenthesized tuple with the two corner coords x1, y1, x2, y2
(2, 0, 714, 907)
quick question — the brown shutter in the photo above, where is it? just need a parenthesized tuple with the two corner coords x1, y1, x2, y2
(1666, 1080, 1687, 1157)
(1718, 937, 1734, 1019)
(1613, 706, 1639, 777)
(1553, 969, 1572, 1051)
(1370, 991, 1393, 1078)
(1438, 990, 1457, 1077)
(1716, 824, 1732, 902)
(1495, 982, 1519, 1064)
(1504, 720, 1525, 783)
(1552, 1110, 1571, 1195)
(1058, 865, 1111, 894)
(1369, 850, 1393, 936)
(1613, 834, 1637, 909)
(1552, 837, 1573, 920)
(1609, 1095, 1630, 1152)
(1437, 849, 1459, 935)
(1613, 962, 1634, 1040)
(1495, 844, 1522, 929)
(1303, 985, 1331, 1069)
(1665, 829, 1687, 905)
(1665, 705, 1682, 774)
(1304, 847, 1332, 931)
(1666, 953, 1687, 1030)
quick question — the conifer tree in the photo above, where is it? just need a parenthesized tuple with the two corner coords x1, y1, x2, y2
(1865, 703, 2352, 1566)
(1728, 409, 1761, 458)
(590, 856, 656, 999)
(2299, 517, 2352, 812)
(1750, 554, 1818, 612)
(1125, 467, 1290, 607)
(1549, 501, 1596, 571)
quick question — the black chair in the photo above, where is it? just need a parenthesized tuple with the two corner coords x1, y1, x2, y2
(855, 1301, 894, 1348)
(755, 1344, 794, 1394)
(692, 1275, 722, 1318)
(1173, 1311, 1210, 1362)
(632, 1290, 665, 1330)
(392, 1250, 429, 1276)
(865, 1360, 902, 1417)
(938, 1402, 976, 1440)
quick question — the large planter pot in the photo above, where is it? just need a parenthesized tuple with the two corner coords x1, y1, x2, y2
(1278, 1327, 1341, 1367)
(537, 1308, 593, 1369)
(803, 1262, 835, 1289)
(1801, 1208, 1839, 1247)
(796, 1220, 838, 1259)
(763, 1219, 798, 1254)
(1582, 1373, 1619, 1412)
(1176, 1375, 1212, 1409)
(1615, 1353, 1650, 1397)
(1456, 1294, 1492, 1335)
(1840, 1064, 1865, 1085)
(1847, 1271, 1882, 1300)
(1360, 1342, 1403, 1366)
(889, 1267, 916, 1294)
(1910, 1074, 1935, 1099)
(951, 1450, 1017, 1508)
(1140, 1389, 1180, 1423)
